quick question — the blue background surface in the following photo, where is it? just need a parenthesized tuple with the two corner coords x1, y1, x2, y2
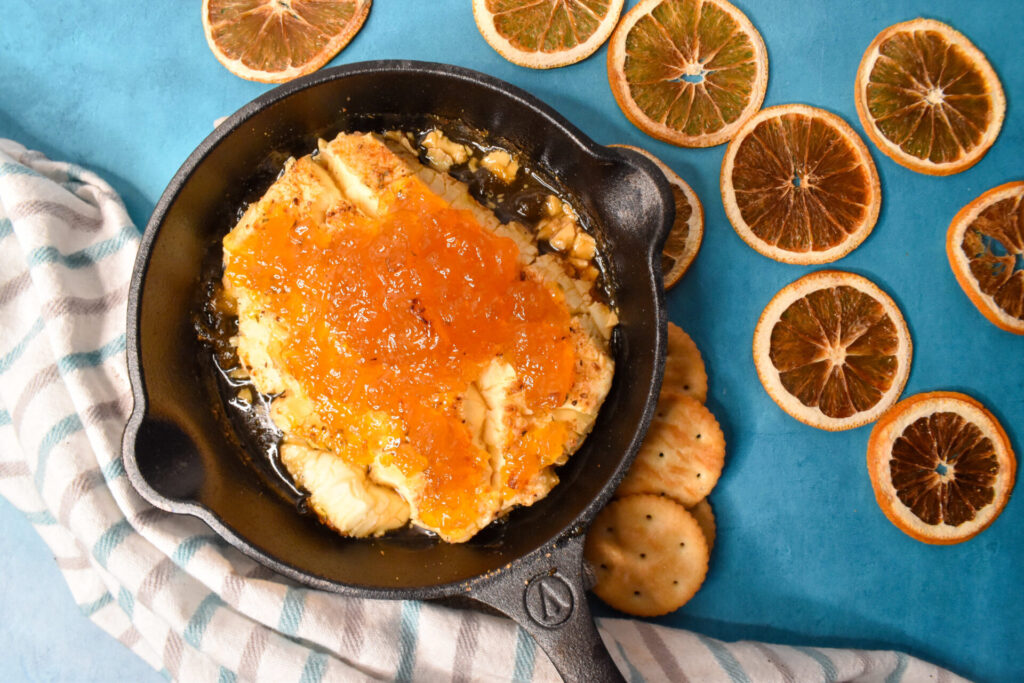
(1, 1, 1021, 681)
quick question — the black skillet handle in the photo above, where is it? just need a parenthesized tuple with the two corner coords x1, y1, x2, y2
(470, 534, 625, 683)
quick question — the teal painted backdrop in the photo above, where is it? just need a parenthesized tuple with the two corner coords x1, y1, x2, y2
(1, 2, 1021, 681)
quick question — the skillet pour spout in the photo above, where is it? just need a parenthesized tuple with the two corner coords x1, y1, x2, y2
(122, 61, 673, 682)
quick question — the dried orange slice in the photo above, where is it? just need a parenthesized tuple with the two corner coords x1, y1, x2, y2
(473, 0, 624, 69)
(607, 0, 768, 148)
(867, 391, 1015, 544)
(855, 18, 1005, 176)
(202, 0, 371, 83)
(721, 104, 881, 264)
(947, 181, 1024, 335)
(610, 145, 703, 287)
(753, 271, 912, 431)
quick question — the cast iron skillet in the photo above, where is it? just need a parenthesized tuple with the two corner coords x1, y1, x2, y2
(122, 61, 672, 682)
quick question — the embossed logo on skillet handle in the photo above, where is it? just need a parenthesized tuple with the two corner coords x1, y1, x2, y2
(469, 533, 625, 683)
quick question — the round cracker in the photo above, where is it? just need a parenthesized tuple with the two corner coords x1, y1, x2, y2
(687, 499, 716, 552)
(585, 494, 709, 616)
(617, 393, 725, 506)
(664, 323, 708, 403)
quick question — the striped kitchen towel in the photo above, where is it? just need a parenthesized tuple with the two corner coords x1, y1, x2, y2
(0, 138, 968, 683)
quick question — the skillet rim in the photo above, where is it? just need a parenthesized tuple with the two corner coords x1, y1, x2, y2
(122, 59, 672, 599)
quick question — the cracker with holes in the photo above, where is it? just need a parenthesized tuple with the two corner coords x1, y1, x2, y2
(584, 494, 709, 616)
(688, 499, 716, 552)
(617, 392, 725, 506)
(664, 322, 707, 403)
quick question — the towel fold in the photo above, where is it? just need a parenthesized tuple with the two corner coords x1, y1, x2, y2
(0, 139, 966, 683)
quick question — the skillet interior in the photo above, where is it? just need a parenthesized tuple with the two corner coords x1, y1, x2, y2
(123, 61, 670, 597)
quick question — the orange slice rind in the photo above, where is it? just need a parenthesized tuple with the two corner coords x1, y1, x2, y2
(753, 271, 912, 431)
(721, 104, 881, 264)
(473, 0, 624, 69)
(607, 0, 768, 148)
(855, 18, 1005, 176)
(867, 391, 1016, 544)
(202, 0, 371, 83)
(946, 181, 1024, 335)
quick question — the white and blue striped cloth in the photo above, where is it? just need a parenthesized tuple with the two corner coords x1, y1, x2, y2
(0, 138, 967, 682)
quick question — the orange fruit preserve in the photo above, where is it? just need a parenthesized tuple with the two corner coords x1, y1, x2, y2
(224, 176, 576, 534)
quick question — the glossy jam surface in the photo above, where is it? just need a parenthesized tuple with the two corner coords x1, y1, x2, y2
(224, 176, 576, 535)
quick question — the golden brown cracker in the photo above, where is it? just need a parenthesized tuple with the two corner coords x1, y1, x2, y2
(687, 499, 716, 552)
(664, 323, 707, 403)
(585, 494, 709, 616)
(617, 393, 725, 506)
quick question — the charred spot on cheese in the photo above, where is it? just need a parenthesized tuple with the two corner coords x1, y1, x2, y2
(213, 131, 616, 543)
